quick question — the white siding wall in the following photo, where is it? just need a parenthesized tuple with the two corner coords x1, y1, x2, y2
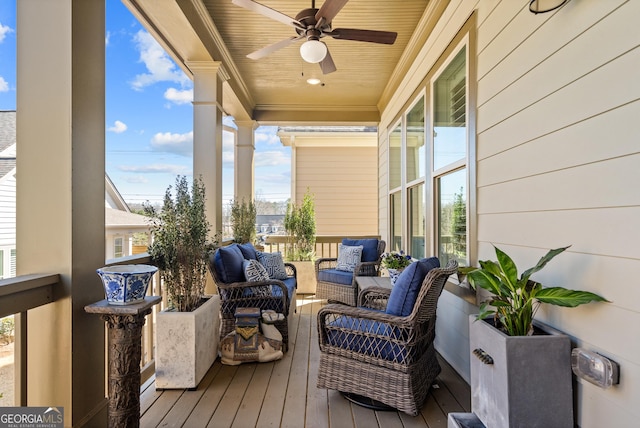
(380, 0, 639, 425)
(0, 169, 16, 247)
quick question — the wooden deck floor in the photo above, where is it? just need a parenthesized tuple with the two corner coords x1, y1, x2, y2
(140, 294, 471, 428)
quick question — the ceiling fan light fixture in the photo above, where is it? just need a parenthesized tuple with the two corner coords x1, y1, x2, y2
(300, 39, 327, 63)
(306, 78, 322, 85)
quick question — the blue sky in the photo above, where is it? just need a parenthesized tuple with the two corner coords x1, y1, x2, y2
(0, 1, 291, 204)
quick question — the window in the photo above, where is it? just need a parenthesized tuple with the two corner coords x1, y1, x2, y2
(114, 237, 124, 258)
(386, 35, 474, 273)
(432, 45, 469, 267)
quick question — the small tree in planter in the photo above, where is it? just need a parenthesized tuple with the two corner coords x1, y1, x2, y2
(230, 198, 257, 244)
(145, 175, 216, 312)
(283, 188, 316, 261)
(145, 175, 221, 389)
(283, 189, 316, 293)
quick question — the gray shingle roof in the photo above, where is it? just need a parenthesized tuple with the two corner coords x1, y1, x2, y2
(0, 111, 16, 152)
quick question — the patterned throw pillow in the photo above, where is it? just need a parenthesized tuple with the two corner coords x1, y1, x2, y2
(256, 251, 289, 280)
(335, 244, 363, 272)
(243, 259, 271, 296)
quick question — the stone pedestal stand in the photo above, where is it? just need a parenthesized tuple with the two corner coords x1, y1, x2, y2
(85, 296, 161, 428)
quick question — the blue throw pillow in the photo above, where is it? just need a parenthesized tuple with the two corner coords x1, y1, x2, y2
(256, 251, 289, 280)
(386, 257, 440, 317)
(335, 244, 363, 272)
(342, 238, 379, 262)
(238, 242, 258, 260)
(214, 244, 246, 284)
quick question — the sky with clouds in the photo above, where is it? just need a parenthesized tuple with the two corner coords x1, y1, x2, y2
(0, 1, 291, 204)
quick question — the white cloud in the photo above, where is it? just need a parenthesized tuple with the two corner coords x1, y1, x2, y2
(130, 30, 190, 91)
(105, 31, 111, 47)
(164, 87, 193, 105)
(0, 76, 8, 92)
(0, 23, 13, 43)
(150, 131, 193, 156)
(118, 164, 188, 174)
(123, 174, 149, 184)
(255, 127, 282, 145)
(254, 150, 290, 167)
(108, 120, 128, 133)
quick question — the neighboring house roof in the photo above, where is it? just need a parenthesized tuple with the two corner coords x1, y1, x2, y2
(0, 111, 16, 153)
(105, 173, 131, 211)
(105, 208, 150, 230)
(0, 112, 17, 183)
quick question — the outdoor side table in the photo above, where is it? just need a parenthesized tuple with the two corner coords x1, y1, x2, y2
(85, 296, 161, 428)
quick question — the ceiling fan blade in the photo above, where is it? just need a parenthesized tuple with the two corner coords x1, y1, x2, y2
(315, 0, 349, 27)
(329, 28, 397, 44)
(232, 0, 301, 28)
(247, 35, 304, 60)
(319, 49, 337, 75)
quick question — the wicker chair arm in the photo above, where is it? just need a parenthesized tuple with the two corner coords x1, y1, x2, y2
(358, 286, 392, 308)
(353, 260, 380, 277)
(284, 262, 297, 279)
(217, 279, 289, 307)
(315, 257, 338, 275)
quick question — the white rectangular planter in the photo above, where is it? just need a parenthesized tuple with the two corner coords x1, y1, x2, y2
(469, 315, 573, 428)
(155, 295, 220, 389)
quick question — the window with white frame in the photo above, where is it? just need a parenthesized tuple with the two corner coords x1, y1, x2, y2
(432, 45, 469, 267)
(387, 37, 473, 272)
(114, 237, 124, 259)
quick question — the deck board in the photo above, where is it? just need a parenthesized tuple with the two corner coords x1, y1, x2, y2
(141, 294, 470, 427)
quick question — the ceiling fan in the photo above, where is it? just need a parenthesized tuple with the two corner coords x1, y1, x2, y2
(231, 0, 398, 74)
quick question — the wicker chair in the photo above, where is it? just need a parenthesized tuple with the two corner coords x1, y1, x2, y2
(208, 244, 297, 351)
(315, 238, 385, 306)
(317, 259, 458, 416)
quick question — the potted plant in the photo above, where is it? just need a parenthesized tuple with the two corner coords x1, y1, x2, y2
(145, 175, 220, 389)
(380, 250, 413, 285)
(283, 188, 316, 293)
(465, 245, 608, 428)
(230, 198, 256, 245)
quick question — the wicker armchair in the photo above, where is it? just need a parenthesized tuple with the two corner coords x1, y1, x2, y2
(317, 259, 458, 416)
(315, 238, 385, 306)
(208, 244, 297, 351)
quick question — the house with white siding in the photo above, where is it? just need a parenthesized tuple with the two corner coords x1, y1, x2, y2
(9, 1, 639, 426)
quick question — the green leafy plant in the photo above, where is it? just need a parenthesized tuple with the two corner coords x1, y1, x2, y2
(468, 245, 608, 336)
(230, 198, 256, 244)
(0, 316, 14, 345)
(380, 251, 413, 270)
(283, 189, 316, 261)
(145, 176, 217, 312)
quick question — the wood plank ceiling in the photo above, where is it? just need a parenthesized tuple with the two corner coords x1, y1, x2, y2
(129, 0, 432, 124)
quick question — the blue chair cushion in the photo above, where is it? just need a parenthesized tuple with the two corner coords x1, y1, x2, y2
(342, 238, 379, 262)
(238, 242, 258, 260)
(214, 244, 245, 284)
(318, 268, 353, 286)
(272, 277, 297, 302)
(386, 257, 440, 317)
(326, 313, 407, 362)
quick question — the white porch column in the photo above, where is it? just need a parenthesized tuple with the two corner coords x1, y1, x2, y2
(17, 1, 107, 426)
(187, 61, 227, 235)
(234, 120, 257, 202)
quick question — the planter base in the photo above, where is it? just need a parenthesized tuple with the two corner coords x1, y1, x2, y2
(155, 295, 220, 389)
(448, 413, 485, 428)
(469, 315, 573, 428)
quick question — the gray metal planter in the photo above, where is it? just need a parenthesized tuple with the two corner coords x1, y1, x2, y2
(468, 315, 573, 428)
